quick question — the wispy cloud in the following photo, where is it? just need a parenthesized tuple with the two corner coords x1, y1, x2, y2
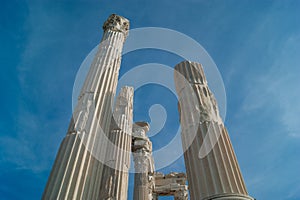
(287, 184, 300, 199)
(1, 111, 44, 172)
(241, 34, 300, 138)
(4, 1, 74, 173)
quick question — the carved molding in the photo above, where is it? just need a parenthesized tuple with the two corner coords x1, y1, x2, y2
(103, 14, 130, 37)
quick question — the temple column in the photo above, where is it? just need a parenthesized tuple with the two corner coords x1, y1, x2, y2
(174, 61, 254, 200)
(99, 86, 134, 199)
(42, 14, 130, 200)
(132, 122, 155, 200)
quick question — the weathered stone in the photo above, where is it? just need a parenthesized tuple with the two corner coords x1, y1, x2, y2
(42, 14, 129, 200)
(153, 172, 188, 200)
(174, 61, 254, 200)
(132, 122, 155, 200)
(99, 86, 134, 200)
(43, 14, 255, 200)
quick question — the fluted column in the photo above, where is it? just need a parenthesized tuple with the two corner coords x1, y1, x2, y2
(42, 14, 130, 200)
(132, 122, 155, 200)
(99, 86, 134, 199)
(174, 61, 254, 200)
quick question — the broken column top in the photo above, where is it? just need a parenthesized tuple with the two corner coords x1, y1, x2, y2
(132, 121, 150, 135)
(103, 14, 130, 36)
(174, 60, 207, 85)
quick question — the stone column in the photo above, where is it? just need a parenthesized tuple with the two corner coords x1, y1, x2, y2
(99, 86, 134, 199)
(42, 14, 130, 200)
(174, 61, 254, 200)
(132, 122, 155, 200)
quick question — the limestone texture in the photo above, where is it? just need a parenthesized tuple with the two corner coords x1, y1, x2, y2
(174, 61, 254, 200)
(42, 14, 129, 200)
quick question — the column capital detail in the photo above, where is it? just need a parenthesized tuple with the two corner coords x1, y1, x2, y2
(103, 14, 130, 37)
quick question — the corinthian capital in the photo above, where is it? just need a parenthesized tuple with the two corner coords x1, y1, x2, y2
(103, 14, 130, 37)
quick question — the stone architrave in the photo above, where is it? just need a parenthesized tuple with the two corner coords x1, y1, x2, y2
(42, 14, 129, 199)
(174, 61, 254, 200)
(153, 172, 188, 200)
(99, 86, 134, 199)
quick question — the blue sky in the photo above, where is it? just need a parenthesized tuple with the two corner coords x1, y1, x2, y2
(1, 0, 300, 199)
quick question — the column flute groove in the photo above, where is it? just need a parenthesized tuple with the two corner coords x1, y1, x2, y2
(42, 14, 130, 200)
(174, 61, 254, 200)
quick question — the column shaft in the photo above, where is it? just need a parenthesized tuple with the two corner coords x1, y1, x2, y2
(42, 14, 129, 200)
(99, 86, 134, 199)
(174, 61, 254, 200)
(132, 122, 154, 200)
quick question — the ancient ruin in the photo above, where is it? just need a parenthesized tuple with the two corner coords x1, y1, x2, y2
(43, 14, 254, 200)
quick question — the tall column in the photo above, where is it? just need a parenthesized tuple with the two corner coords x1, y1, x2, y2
(99, 86, 134, 199)
(42, 14, 129, 200)
(132, 122, 155, 200)
(174, 61, 254, 200)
